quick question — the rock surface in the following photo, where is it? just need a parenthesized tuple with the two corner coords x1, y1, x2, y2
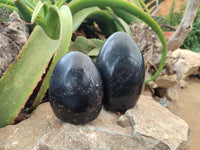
(0, 11, 29, 78)
(172, 49, 200, 79)
(155, 74, 177, 88)
(0, 95, 190, 150)
(166, 85, 181, 101)
(148, 48, 200, 102)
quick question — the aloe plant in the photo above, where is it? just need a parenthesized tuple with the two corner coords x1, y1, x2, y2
(0, 1, 72, 128)
(0, 0, 167, 128)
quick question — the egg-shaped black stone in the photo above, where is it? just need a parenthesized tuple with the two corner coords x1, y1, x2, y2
(49, 51, 103, 124)
(96, 32, 145, 113)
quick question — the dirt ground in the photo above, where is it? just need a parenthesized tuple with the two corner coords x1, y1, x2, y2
(157, 0, 187, 16)
(177, 78, 200, 150)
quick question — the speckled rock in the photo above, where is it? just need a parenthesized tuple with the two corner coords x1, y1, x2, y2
(0, 11, 29, 78)
(0, 95, 190, 150)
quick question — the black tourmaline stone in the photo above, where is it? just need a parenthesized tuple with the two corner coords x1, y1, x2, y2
(49, 51, 103, 124)
(96, 32, 145, 113)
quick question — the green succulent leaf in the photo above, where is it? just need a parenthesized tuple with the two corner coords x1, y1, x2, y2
(138, 0, 150, 15)
(87, 10, 122, 37)
(41, 0, 52, 5)
(31, 0, 49, 23)
(21, 0, 35, 10)
(116, 17, 132, 35)
(72, 7, 100, 32)
(0, 26, 59, 128)
(0, 0, 15, 6)
(112, 9, 139, 24)
(69, 36, 104, 57)
(87, 38, 105, 57)
(69, 36, 95, 53)
(31, 0, 40, 5)
(55, 0, 66, 8)
(112, 0, 143, 24)
(69, 37, 104, 61)
(15, 0, 36, 31)
(43, 5, 60, 39)
(105, 10, 132, 35)
(72, 7, 129, 37)
(129, 0, 142, 8)
(32, 5, 73, 109)
(32, 5, 60, 39)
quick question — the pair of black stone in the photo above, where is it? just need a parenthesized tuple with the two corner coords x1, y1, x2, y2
(49, 32, 145, 125)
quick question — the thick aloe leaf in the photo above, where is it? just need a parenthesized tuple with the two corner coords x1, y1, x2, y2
(116, 17, 132, 35)
(30, 5, 60, 40)
(69, 36, 95, 53)
(87, 10, 123, 37)
(69, 37, 104, 57)
(55, 0, 66, 8)
(73, 7, 120, 37)
(87, 39, 104, 57)
(43, 6, 60, 39)
(41, 0, 52, 5)
(72, 7, 100, 32)
(32, 5, 72, 109)
(105, 10, 132, 35)
(21, 0, 35, 10)
(15, 0, 49, 32)
(69, 37, 104, 61)
(31, 0, 39, 5)
(31, 0, 51, 6)
(31, 1, 49, 23)
(138, 0, 150, 15)
(112, 9, 139, 24)
(0, 0, 15, 6)
(0, 26, 59, 128)
(15, 0, 35, 31)
(72, 7, 129, 36)
(129, 0, 142, 8)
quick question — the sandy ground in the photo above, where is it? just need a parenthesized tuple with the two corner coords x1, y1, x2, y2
(177, 78, 200, 150)
(157, 0, 187, 16)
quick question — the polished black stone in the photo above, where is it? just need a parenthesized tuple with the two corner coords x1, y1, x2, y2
(96, 32, 145, 113)
(49, 51, 103, 124)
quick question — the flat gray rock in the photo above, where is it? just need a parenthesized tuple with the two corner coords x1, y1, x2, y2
(0, 95, 190, 150)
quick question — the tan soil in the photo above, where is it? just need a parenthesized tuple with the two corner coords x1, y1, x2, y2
(177, 78, 200, 150)
(157, 0, 187, 16)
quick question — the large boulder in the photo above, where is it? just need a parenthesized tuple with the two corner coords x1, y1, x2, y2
(0, 95, 190, 150)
